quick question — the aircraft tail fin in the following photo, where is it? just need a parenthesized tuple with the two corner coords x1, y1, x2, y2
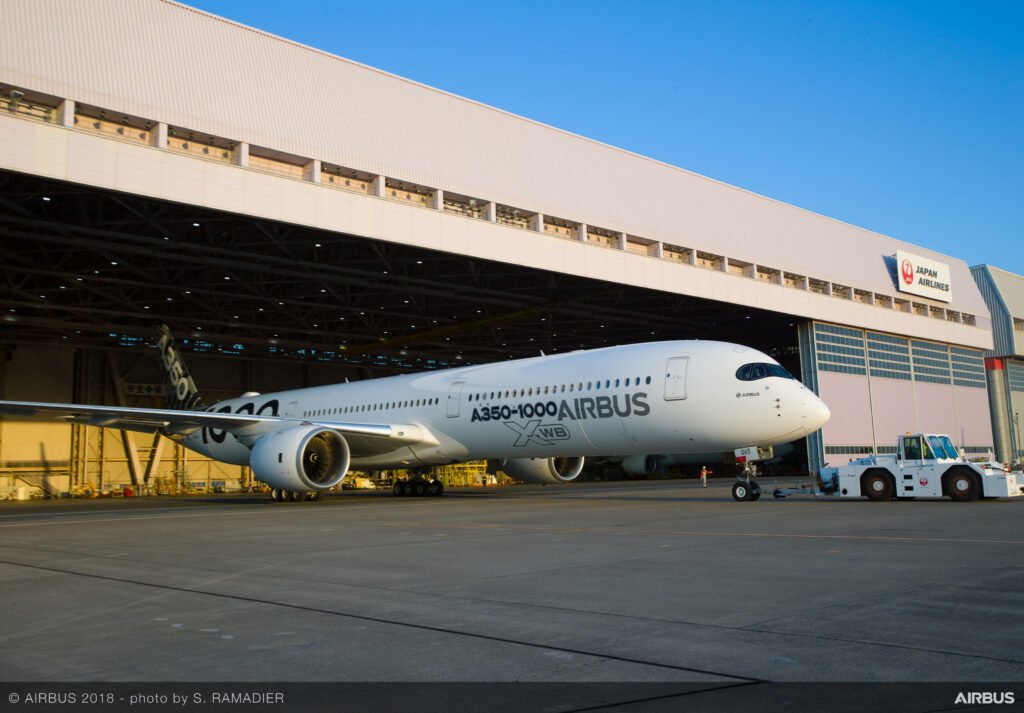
(155, 324, 204, 411)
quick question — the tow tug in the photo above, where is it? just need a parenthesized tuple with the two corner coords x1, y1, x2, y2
(731, 434, 1024, 502)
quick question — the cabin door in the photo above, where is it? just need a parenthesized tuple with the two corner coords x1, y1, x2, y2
(446, 380, 466, 418)
(664, 357, 689, 400)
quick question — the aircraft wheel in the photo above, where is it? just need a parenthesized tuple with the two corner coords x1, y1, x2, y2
(307, 491, 320, 502)
(271, 489, 281, 502)
(401, 481, 415, 497)
(430, 480, 444, 497)
(393, 481, 405, 497)
(751, 489, 761, 501)
(414, 480, 429, 497)
(288, 491, 303, 502)
(732, 482, 752, 502)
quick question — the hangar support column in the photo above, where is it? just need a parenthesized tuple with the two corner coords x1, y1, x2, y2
(57, 99, 74, 127)
(985, 358, 1013, 463)
(797, 323, 825, 475)
(306, 159, 321, 184)
(154, 122, 168, 149)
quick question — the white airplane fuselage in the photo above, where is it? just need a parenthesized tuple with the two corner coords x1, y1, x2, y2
(183, 340, 829, 470)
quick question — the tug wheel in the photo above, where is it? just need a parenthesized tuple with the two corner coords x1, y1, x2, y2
(862, 470, 895, 501)
(945, 468, 980, 502)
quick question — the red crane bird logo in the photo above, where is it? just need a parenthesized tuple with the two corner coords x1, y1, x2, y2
(900, 259, 914, 285)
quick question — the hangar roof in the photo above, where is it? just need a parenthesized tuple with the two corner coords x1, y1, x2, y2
(0, 0, 990, 326)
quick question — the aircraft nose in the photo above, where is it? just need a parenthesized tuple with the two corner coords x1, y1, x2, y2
(808, 394, 831, 431)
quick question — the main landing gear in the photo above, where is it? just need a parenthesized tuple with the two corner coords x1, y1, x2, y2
(270, 489, 321, 502)
(392, 478, 445, 497)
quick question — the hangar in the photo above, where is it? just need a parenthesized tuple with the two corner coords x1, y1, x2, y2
(0, 0, 996, 496)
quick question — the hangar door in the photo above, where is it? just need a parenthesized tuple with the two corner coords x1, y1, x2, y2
(664, 357, 688, 400)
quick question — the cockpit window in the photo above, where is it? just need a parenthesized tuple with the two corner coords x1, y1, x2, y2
(735, 363, 795, 381)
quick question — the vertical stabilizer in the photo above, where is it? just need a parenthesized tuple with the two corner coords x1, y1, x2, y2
(156, 325, 204, 411)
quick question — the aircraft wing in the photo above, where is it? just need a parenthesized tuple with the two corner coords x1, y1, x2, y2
(0, 400, 433, 456)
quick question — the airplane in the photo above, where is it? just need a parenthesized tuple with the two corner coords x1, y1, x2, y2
(0, 326, 830, 502)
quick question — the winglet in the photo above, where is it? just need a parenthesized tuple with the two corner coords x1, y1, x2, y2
(156, 325, 204, 411)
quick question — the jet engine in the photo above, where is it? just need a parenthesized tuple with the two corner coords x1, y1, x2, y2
(498, 456, 585, 484)
(250, 426, 350, 492)
(622, 454, 659, 477)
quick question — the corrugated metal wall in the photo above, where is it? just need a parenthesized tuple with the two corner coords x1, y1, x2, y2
(0, 0, 991, 318)
(970, 266, 1013, 356)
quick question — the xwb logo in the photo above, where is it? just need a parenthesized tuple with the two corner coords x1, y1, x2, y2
(504, 420, 571, 447)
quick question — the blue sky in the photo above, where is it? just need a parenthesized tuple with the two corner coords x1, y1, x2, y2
(189, 0, 1023, 274)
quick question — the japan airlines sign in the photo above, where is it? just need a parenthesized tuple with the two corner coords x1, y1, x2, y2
(895, 250, 952, 303)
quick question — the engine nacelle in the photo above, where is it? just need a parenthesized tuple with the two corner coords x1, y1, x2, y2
(622, 454, 658, 477)
(250, 426, 350, 492)
(499, 456, 585, 484)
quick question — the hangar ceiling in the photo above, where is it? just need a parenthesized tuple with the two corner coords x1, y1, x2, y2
(0, 169, 803, 375)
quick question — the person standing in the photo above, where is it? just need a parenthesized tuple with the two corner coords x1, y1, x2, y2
(700, 466, 709, 488)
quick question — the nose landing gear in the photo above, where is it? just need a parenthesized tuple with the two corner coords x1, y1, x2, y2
(731, 463, 762, 501)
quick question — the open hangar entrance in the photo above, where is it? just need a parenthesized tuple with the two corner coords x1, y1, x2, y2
(0, 170, 811, 494)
